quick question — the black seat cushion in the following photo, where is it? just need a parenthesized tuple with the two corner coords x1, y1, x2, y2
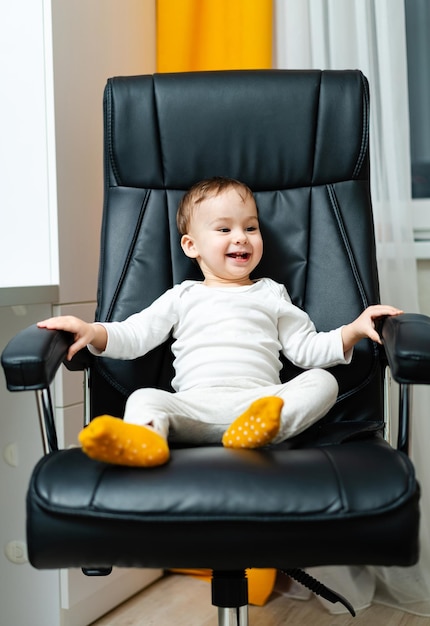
(27, 436, 419, 570)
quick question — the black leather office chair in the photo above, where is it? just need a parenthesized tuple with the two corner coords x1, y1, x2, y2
(3, 70, 430, 625)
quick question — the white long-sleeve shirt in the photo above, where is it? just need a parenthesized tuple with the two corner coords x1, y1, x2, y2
(91, 278, 351, 392)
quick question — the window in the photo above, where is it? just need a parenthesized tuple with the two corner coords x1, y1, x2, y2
(405, 0, 430, 254)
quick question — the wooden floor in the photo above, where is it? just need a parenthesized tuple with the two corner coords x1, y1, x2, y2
(91, 572, 430, 626)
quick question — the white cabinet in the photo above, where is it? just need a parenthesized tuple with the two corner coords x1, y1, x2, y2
(0, 302, 162, 626)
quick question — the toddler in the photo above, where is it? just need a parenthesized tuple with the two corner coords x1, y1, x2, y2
(38, 177, 402, 467)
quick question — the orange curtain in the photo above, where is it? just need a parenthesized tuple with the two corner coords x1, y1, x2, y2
(157, 0, 272, 72)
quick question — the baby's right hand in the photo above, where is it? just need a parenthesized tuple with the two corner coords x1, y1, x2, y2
(37, 316, 96, 361)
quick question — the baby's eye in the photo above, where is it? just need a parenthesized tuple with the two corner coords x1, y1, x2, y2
(218, 227, 230, 233)
(246, 226, 258, 232)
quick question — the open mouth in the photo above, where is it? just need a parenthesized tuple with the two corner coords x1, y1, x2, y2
(227, 252, 250, 260)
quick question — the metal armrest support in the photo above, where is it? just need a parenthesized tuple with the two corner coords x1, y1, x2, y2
(381, 313, 430, 454)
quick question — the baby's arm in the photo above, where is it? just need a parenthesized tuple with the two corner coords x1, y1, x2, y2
(341, 305, 403, 354)
(37, 316, 107, 361)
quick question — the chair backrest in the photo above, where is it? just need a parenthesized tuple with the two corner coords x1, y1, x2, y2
(91, 70, 383, 445)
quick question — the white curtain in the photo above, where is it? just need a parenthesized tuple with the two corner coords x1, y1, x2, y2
(275, 0, 430, 616)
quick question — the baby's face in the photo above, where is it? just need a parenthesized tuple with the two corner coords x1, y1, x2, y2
(180, 187, 263, 287)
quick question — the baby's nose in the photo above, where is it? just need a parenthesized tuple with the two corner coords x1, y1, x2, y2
(234, 231, 248, 244)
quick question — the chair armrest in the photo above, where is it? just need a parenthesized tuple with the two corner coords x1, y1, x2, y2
(63, 346, 94, 372)
(381, 313, 430, 384)
(1, 324, 73, 391)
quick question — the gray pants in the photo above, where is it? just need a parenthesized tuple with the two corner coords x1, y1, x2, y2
(124, 369, 339, 445)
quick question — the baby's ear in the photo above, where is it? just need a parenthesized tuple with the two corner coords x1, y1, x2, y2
(180, 234, 199, 259)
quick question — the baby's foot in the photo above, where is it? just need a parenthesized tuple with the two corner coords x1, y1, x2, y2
(78, 415, 170, 467)
(222, 396, 283, 449)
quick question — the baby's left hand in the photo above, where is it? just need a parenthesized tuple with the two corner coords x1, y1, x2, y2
(342, 305, 403, 352)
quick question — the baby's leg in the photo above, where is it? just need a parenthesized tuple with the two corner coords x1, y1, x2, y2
(78, 387, 173, 467)
(221, 369, 338, 449)
(272, 368, 339, 443)
(222, 396, 284, 449)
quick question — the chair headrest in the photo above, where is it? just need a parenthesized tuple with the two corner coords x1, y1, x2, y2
(105, 69, 369, 191)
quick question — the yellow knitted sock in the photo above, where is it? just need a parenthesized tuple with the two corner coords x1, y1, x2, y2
(222, 396, 283, 449)
(78, 415, 170, 467)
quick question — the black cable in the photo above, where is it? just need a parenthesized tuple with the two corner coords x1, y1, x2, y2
(281, 568, 356, 617)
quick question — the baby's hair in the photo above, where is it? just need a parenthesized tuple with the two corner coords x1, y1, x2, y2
(177, 176, 255, 235)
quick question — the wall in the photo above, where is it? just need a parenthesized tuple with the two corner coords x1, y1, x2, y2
(51, 0, 157, 305)
(0, 1, 159, 625)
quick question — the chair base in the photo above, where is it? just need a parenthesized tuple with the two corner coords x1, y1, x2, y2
(218, 605, 249, 626)
(212, 571, 249, 626)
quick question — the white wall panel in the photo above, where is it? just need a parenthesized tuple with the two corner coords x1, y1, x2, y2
(0, 1, 58, 288)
